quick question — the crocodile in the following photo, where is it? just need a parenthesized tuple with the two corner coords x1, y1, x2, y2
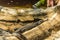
(13, 5, 60, 40)
(0, 6, 47, 22)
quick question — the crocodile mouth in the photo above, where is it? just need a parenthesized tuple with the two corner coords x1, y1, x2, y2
(0, 0, 39, 7)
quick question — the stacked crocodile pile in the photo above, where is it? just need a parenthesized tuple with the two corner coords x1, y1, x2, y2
(0, 5, 60, 40)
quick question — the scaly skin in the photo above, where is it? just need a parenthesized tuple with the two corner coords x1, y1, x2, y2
(16, 5, 60, 40)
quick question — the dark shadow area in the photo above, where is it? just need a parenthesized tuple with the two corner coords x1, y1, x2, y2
(0, 0, 39, 7)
